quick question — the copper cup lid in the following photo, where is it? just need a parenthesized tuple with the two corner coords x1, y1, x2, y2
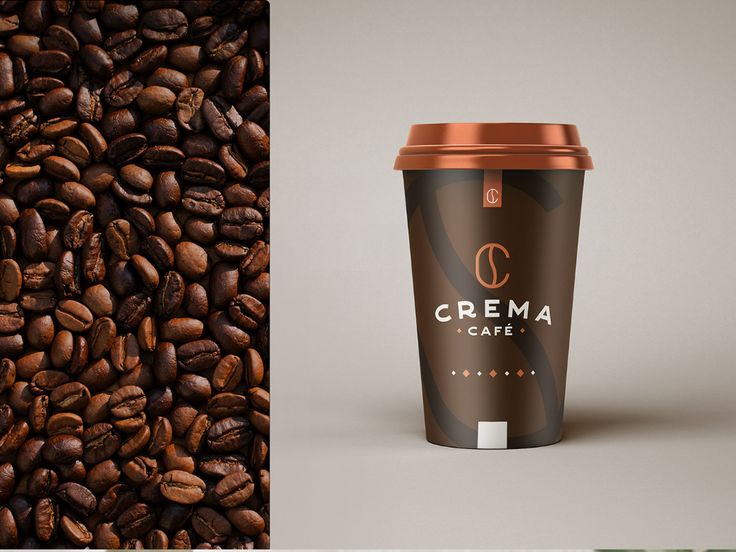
(394, 122, 593, 170)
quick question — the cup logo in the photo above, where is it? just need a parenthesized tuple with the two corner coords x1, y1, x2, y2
(475, 242, 510, 289)
(486, 188, 500, 205)
(483, 170, 502, 208)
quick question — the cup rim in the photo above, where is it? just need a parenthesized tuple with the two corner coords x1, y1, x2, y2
(394, 122, 593, 170)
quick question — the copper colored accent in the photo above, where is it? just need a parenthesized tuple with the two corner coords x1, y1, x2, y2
(394, 123, 593, 170)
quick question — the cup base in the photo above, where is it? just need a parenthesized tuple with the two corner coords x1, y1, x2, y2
(425, 435, 563, 450)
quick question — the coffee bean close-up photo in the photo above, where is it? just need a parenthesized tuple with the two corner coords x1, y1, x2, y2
(0, 0, 269, 549)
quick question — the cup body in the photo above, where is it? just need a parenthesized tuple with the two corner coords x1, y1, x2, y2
(403, 168, 585, 448)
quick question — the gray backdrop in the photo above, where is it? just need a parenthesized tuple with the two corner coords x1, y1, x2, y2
(271, 0, 736, 547)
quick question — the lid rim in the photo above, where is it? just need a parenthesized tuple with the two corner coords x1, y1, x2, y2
(395, 122, 593, 171)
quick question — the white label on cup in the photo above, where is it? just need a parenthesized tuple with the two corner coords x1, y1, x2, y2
(477, 421, 508, 448)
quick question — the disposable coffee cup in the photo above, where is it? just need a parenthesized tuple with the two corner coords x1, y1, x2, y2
(394, 123, 593, 449)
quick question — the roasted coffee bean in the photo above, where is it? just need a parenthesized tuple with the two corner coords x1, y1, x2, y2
(0, 505, 18, 547)
(0, 462, 15, 501)
(76, 81, 104, 122)
(109, 385, 146, 418)
(36, 198, 70, 224)
(202, 96, 238, 141)
(116, 293, 150, 330)
(28, 467, 58, 497)
(94, 520, 122, 549)
(208, 392, 248, 419)
(55, 299, 94, 332)
(63, 209, 94, 249)
(227, 507, 266, 538)
(55, 481, 97, 516)
(118, 425, 151, 458)
(19, 208, 48, 260)
(110, 333, 141, 373)
(117, 502, 156, 538)
(77, 358, 117, 392)
(0, 301, 24, 333)
(208, 310, 251, 354)
(213, 354, 243, 392)
(220, 206, 263, 241)
(42, 434, 83, 464)
(50, 381, 90, 412)
(60, 515, 93, 546)
(137, 315, 157, 352)
(206, 23, 249, 63)
(30, 370, 69, 394)
(240, 239, 270, 277)
(176, 373, 212, 404)
(207, 416, 251, 452)
(0, 419, 29, 459)
(80, 44, 113, 78)
(83, 422, 120, 464)
(185, 216, 218, 244)
(57, 135, 91, 167)
(24, 406, 48, 441)
(79, 122, 108, 161)
(106, 29, 143, 63)
(106, 219, 139, 260)
(147, 386, 174, 416)
(148, 416, 172, 456)
(159, 317, 204, 343)
(137, 85, 176, 115)
(160, 469, 206, 504)
(193, 506, 232, 544)
(22, 262, 55, 293)
(177, 339, 221, 372)
(216, 471, 255, 508)
(130, 254, 159, 290)
(199, 455, 247, 479)
(88, 316, 115, 359)
(113, 410, 147, 434)
(122, 455, 157, 484)
(175, 241, 209, 280)
(0, 261, 21, 303)
(108, 132, 147, 165)
(34, 497, 59, 542)
(184, 282, 209, 318)
(29, 49, 72, 75)
(46, 412, 83, 437)
(128, 207, 156, 237)
(131, 44, 168, 74)
(220, 143, 248, 180)
(184, 412, 210, 454)
(85, 458, 121, 493)
(229, 294, 266, 330)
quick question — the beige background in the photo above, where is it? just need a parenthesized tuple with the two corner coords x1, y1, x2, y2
(271, 0, 736, 547)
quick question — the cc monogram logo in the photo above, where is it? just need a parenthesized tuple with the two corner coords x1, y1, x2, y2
(486, 188, 500, 205)
(475, 242, 510, 289)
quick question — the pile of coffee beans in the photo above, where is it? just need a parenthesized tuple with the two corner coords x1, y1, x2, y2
(0, 0, 269, 548)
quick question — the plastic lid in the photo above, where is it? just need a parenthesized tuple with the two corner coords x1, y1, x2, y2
(394, 122, 593, 170)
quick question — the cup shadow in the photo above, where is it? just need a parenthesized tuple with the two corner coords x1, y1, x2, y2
(562, 402, 729, 442)
(371, 399, 731, 444)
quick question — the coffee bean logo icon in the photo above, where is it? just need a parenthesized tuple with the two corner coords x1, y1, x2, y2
(486, 188, 500, 205)
(475, 242, 510, 289)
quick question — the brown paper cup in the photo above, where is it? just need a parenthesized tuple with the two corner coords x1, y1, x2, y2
(395, 123, 593, 449)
